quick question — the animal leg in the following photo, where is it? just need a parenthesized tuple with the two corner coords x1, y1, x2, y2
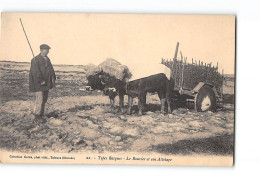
(142, 92, 147, 109)
(127, 96, 133, 115)
(166, 92, 172, 113)
(160, 98, 166, 114)
(167, 99, 172, 113)
(168, 77, 175, 113)
(138, 93, 145, 116)
(158, 91, 166, 114)
(110, 98, 115, 111)
(119, 92, 124, 113)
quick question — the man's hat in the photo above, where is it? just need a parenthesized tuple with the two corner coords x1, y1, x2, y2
(40, 44, 51, 49)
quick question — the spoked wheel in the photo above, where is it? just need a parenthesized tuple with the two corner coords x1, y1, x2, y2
(194, 85, 217, 112)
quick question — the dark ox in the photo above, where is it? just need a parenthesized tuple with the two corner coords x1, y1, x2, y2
(86, 71, 126, 111)
(126, 73, 174, 115)
(86, 72, 106, 91)
(86, 72, 174, 115)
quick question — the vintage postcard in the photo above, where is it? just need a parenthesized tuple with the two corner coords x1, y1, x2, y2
(0, 13, 235, 166)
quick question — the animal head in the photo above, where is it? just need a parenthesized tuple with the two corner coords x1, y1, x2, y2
(86, 71, 106, 91)
(86, 71, 123, 91)
(103, 87, 117, 96)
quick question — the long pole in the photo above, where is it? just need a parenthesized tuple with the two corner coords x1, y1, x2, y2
(19, 18, 35, 58)
(173, 42, 179, 60)
(171, 42, 179, 82)
(221, 69, 224, 100)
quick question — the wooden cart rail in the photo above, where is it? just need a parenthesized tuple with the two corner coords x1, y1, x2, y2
(161, 48, 224, 98)
(161, 42, 224, 112)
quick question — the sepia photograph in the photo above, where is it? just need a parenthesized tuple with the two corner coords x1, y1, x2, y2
(0, 13, 235, 166)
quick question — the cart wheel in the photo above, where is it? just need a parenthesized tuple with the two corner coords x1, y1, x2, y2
(194, 85, 217, 112)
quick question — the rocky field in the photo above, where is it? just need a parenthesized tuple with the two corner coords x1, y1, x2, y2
(0, 61, 234, 156)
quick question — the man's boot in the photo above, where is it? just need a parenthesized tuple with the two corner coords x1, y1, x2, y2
(34, 114, 47, 124)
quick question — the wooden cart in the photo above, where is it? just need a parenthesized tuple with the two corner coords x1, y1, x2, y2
(162, 42, 224, 112)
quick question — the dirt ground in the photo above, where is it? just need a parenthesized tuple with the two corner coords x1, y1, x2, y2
(0, 61, 234, 155)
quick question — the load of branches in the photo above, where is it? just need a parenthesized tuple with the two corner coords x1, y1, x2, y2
(84, 58, 132, 81)
(161, 56, 224, 95)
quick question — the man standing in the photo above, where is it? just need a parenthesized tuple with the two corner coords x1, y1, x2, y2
(29, 44, 56, 123)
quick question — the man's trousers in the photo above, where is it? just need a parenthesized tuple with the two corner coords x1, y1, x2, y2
(33, 90, 49, 116)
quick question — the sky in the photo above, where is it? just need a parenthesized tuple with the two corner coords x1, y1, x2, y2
(0, 13, 235, 74)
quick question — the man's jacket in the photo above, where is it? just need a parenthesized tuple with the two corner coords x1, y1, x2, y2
(29, 54, 56, 92)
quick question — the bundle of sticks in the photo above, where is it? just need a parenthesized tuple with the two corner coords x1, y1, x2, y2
(84, 58, 132, 80)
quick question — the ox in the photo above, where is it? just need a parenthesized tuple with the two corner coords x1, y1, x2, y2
(125, 73, 174, 115)
(86, 70, 174, 115)
(86, 71, 127, 111)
